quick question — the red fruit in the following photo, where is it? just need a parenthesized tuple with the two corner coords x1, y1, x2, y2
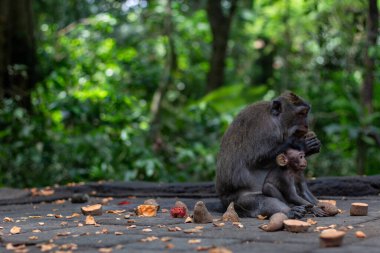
(170, 207, 186, 218)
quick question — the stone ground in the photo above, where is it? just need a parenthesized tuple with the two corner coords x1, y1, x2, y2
(1, 178, 380, 253)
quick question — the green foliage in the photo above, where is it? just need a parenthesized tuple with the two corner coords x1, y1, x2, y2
(1, 0, 379, 187)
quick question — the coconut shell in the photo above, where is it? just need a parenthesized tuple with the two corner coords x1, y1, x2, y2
(283, 219, 311, 233)
(318, 202, 339, 216)
(320, 229, 346, 247)
(350, 202, 368, 216)
(259, 212, 287, 232)
(81, 204, 103, 216)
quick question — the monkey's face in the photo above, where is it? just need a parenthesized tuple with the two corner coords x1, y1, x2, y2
(272, 93, 310, 138)
(286, 149, 307, 171)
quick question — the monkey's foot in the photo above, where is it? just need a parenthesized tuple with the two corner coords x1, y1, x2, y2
(287, 206, 307, 219)
(310, 206, 329, 217)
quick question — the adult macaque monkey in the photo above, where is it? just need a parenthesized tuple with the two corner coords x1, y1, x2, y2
(216, 92, 321, 218)
(262, 141, 327, 217)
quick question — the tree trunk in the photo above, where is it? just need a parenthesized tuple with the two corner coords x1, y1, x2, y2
(357, 0, 378, 175)
(206, 0, 238, 93)
(149, 0, 177, 146)
(361, 0, 378, 113)
(0, 0, 36, 111)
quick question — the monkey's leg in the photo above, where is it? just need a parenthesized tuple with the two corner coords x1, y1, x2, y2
(262, 183, 287, 203)
(234, 192, 307, 219)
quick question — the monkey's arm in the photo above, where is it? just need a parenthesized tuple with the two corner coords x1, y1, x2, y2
(284, 182, 312, 207)
(296, 174, 319, 205)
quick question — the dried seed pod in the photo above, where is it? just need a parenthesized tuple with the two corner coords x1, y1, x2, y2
(259, 212, 287, 232)
(350, 203, 368, 216)
(320, 229, 346, 247)
(81, 204, 103, 216)
(144, 199, 160, 211)
(318, 202, 339, 216)
(283, 219, 311, 233)
(221, 202, 240, 222)
(193, 201, 213, 224)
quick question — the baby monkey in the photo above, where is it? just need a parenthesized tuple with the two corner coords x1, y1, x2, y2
(262, 141, 328, 216)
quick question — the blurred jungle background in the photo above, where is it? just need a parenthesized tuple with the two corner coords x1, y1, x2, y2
(0, 0, 379, 187)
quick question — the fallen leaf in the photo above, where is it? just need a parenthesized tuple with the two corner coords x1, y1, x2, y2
(6, 243, 27, 251)
(127, 225, 137, 229)
(307, 219, 317, 225)
(3, 217, 14, 222)
(99, 248, 113, 253)
(85, 215, 96, 225)
(118, 201, 131, 205)
(32, 229, 42, 233)
(188, 239, 201, 244)
(56, 231, 71, 236)
(46, 214, 54, 217)
(196, 245, 213, 251)
(66, 213, 81, 219)
(165, 243, 175, 249)
(355, 231, 366, 238)
(115, 231, 124, 235)
(29, 236, 38, 240)
(161, 237, 172, 242)
(28, 216, 42, 219)
(183, 228, 202, 234)
(55, 214, 63, 219)
(10, 226, 21, 234)
(168, 227, 182, 232)
(185, 217, 193, 223)
(208, 246, 233, 253)
(257, 215, 267, 220)
(102, 197, 113, 205)
(78, 223, 84, 227)
(142, 228, 152, 232)
(347, 225, 354, 229)
(38, 222, 45, 226)
(54, 199, 66, 204)
(37, 243, 56, 252)
(106, 210, 126, 214)
(233, 222, 244, 228)
(213, 222, 225, 227)
(141, 236, 158, 242)
(59, 243, 78, 250)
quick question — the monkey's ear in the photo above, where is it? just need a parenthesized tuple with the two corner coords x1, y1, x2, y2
(271, 100, 282, 116)
(276, 153, 288, 166)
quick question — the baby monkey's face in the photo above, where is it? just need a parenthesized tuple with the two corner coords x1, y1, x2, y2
(286, 149, 307, 171)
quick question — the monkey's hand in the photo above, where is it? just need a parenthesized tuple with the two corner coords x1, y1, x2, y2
(287, 205, 307, 219)
(310, 206, 329, 217)
(304, 131, 321, 156)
